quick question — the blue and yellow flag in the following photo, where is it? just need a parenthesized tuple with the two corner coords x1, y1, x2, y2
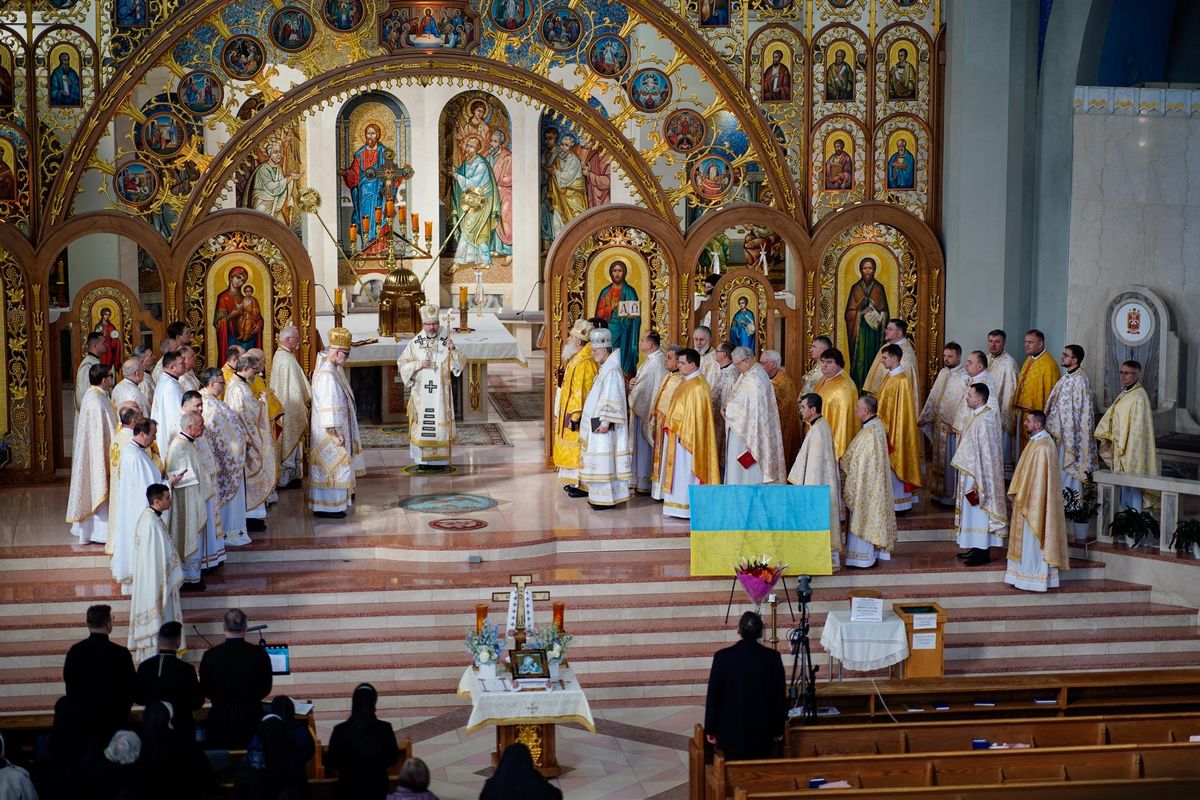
(689, 485, 833, 576)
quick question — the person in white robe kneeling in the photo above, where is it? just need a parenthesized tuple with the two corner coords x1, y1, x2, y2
(1005, 411, 1069, 592)
(578, 329, 632, 509)
(129, 483, 184, 664)
(840, 395, 897, 569)
(309, 327, 364, 518)
(723, 348, 785, 485)
(951, 382, 1008, 567)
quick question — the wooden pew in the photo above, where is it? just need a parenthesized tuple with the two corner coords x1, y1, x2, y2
(733, 776, 1200, 799)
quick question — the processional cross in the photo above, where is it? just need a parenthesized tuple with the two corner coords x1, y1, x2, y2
(493, 574, 550, 649)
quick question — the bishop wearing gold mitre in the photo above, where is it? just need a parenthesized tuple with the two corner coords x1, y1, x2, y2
(650, 345, 684, 500)
(554, 319, 599, 496)
(876, 343, 923, 511)
(309, 327, 364, 518)
(814, 348, 858, 459)
(841, 394, 897, 569)
(1005, 411, 1069, 593)
(863, 318, 921, 410)
(658, 348, 720, 519)
(1012, 329, 1060, 454)
(1094, 359, 1159, 512)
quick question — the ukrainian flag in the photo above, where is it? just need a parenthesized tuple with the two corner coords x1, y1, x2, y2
(689, 485, 833, 576)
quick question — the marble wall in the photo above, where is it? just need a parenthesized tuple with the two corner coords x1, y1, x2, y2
(1066, 87, 1200, 422)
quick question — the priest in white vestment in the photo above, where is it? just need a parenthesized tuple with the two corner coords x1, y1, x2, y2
(1006, 411, 1069, 592)
(128, 484, 183, 663)
(74, 332, 106, 412)
(658, 348, 721, 519)
(987, 329, 1019, 462)
(66, 364, 117, 545)
(397, 305, 462, 468)
(578, 329, 632, 508)
(1044, 344, 1098, 501)
(863, 318, 921, 409)
(151, 350, 186, 456)
(723, 348, 785, 485)
(918, 343, 967, 506)
(270, 325, 312, 488)
(112, 358, 150, 417)
(801, 337, 831, 395)
(177, 347, 201, 392)
(840, 395, 897, 569)
(693, 326, 721, 388)
(200, 369, 251, 547)
(789, 393, 845, 570)
(106, 405, 142, 554)
(134, 344, 157, 410)
(166, 412, 216, 587)
(225, 355, 275, 528)
(710, 341, 738, 475)
(112, 420, 178, 593)
(951, 383, 1008, 566)
(628, 331, 667, 494)
(309, 328, 364, 517)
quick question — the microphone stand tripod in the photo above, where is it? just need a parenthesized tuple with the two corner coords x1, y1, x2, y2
(788, 596, 819, 722)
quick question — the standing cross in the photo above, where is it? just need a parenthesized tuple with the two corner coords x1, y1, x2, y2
(493, 574, 550, 649)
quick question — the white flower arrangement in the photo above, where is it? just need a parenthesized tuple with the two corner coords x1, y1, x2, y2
(530, 624, 575, 665)
(465, 621, 504, 666)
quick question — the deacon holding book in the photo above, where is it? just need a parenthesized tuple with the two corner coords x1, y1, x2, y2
(578, 329, 632, 508)
(841, 395, 897, 568)
(723, 347, 785, 485)
(951, 383, 1008, 566)
(398, 304, 463, 468)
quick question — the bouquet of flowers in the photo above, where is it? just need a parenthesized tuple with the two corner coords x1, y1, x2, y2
(465, 620, 503, 667)
(529, 624, 575, 665)
(735, 554, 787, 606)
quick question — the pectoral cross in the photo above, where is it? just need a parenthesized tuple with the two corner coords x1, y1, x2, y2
(424, 379, 437, 394)
(493, 574, 550, 649)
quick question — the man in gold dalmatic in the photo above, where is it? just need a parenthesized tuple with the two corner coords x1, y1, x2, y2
(657, 348, 720, 519)
(863, 318, 921, 410)
(760, 349, 802, 467)
(269, 324, 311, 489)
(841, 395, 897, 568)
(398, 305, 463, 469)
(1094, 359, 1159, 512)
(309, 327, 364, 518)
(555, 319, 598, 496)
(876, 344, 922, 512)
(1006, 411, 1069, 592)
(650, 344, 684, 500)
(814, 348, 858, 459)
(1012, 329, 1060, 455)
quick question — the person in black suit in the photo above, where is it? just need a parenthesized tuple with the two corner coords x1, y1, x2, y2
(323, 683, 400, 799)
(703, 611, 787, 761)
(198, 608, 273, 749)
(134, 621, 204, 742)
(62, 604, 136, 750)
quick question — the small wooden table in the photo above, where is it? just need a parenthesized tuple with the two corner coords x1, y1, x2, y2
(457, 666, 595, 777)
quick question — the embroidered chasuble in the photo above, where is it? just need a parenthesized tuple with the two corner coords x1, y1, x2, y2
(864, 337, 921, 408)
(553, 343, 599, 477)
(841, 417, 897, 552)
(200, 389, 249, 510)
(919, 365, 967, 501)
(74, 354, 101, 411)
(953, 371, 999, 432)
(788, 416, 845, 551)
(661, 374, 721, 491)
(649, 372, 683, 498)
(629, 350, 667, 493)
(710, 363, 737, 466)
(128, 507, 183, 664)
(1013, 351, 1060, 447)
(225, 376, 276, 510)
(988, 352, 1019, 435)
(1044, 369, 1098, 486)
(877, 369, 923, 490)
(151, 373, 184, 456)
(66, 386, 117, 544)
(269, 348, 312, 468)
(698, 348, 720, 388)
(111, 441, 163, 590)
(1006, 432, 1068, 591)
(816, 371, 859, 459)
(770, 369, 803, 466)
(308, 354, 365, 512)
(801, 363, 822, 395)
(178, 371, 201, 393)
(139, 374, 154, 410)
(112, 379, 149, 417)
(105, 427, 135, 554)
(165, 433, 212, 568)
(397, 332, 463, 465)
(580, 350, 633, 506)
(724, 363, 786, 484)
(1094, 383, 1159, 509)
(950, 406, 1009, 545)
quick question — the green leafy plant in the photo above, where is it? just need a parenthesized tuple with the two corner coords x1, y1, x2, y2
(1109, 508, 1159, 547)
(1062, 475, 1098, 523)
(1169, 519, 1200, 553)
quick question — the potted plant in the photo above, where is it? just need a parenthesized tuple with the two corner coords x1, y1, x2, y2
(1170, 519, 1200, 559)
(1109, 507, 1159, 549)
(1062, 476, 1098, 542)
(529, 624, 575, 679)
(465, 620, 504, 679)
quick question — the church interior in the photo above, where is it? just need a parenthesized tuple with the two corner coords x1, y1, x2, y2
(3, 0, 1200, 798)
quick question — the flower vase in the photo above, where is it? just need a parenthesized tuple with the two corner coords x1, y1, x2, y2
(549, 661, 561, 680)
(1071, 521, 1090, 542)
(477, 662, 497, 680)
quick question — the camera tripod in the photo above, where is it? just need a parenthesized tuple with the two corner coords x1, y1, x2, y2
(788, 584, 819, 722)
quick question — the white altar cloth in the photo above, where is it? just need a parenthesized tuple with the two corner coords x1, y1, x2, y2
(457, 666, 596, 734)
(820, 610, 910, 672)
(329, 311, 526, 366)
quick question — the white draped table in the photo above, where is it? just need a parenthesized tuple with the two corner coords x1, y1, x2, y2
(457, 665, 595, 777)
(820, 610, 910, 674)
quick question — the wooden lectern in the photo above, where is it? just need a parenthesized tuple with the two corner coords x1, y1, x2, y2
(893, 602, 948, 678)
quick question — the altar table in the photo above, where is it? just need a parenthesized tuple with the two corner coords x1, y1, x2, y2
(457, 665, 595, 777)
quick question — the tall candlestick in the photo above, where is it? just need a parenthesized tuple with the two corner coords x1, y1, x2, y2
(459, 284, 468, 308)
(334, 287, 343, 307)
(411, 212, 419, 232)
(424, 220, 432, 240)
(349, 224, 357, 243)
(374, 207, 383, 225)
(361, 215, 369, 235)
(475, 603, 488, 634)
(398, 204, 407, 228)
(385, 199, 395, 219)
(552, 602, 565, 631)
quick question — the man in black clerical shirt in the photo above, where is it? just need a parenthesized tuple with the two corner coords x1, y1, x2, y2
(63, 604, 136, 748)
(704, 611, 788, 761)
(199, 608, 273, 749)
(135, 621, 204, 741)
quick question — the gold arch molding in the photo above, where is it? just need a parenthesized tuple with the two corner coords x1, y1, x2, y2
(39, 0, 802, 239)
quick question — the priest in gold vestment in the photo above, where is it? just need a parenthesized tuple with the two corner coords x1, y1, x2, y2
(723, 348, 785, 485)
(1006, 411, 1068, 592)
(877, 344, 922, 511)
(554, 319, 598, 495)
(1094, 360, 1159, 512)
(658, 348, 720, 519)
(629, 332, 668, 494)
(761, 349, 802, 466)
(863, 318, 921, 410)
(650, 346, 684, 500)
(801, 337, 830, 395)
(918, 343, 967, 505)
(397, 305, 463, 468)
(309, 328, 364, 517)
(951, 383, 1008, 566)
(1013, 329, 1060, 454)
(815, 348, 858, 459)
(270, 325, 312, 488)
(841, 395, 897, 568)
(66, 364, 117, 545)
(789, 393, 845, 570)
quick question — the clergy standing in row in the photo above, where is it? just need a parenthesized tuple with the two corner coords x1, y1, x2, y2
(113, 358, 150, 417)
(309, 328, 363, 518)
(864, 318, 921, 410)
(183, 391, 227, 572)
(74, 332, 107, 411)
(165, 411, 214, 590)
(761, 349, 802, 466)
(66, 364, 117, 545)
(951, 383, 1008, 566)
(226, 354, 274, 530)
(919, 343, 967, 506)
(1013, 329, 1060, 454)
(271, 325, 312, 489)
(177, 347, 201, 392)
(987, 329, 1019, 462)
(134, 344, 156, 409)
(398, 305, 463, 469)
(650, 345, 684, 500)
(628, 331, 667, 494)
(1006, 411, 1069, 592)
(1094, 359, 1159, 512)
(841, 395, 897, 568)
(877, 344, 922, 512)
(657, 348, 720, 519)
(151, 350, 186, 457)
(113, 419, 180, 593)
(693, 325, 721, 388)
(128, 484, 183, 664)
(1044, 344, 1098, 497)
(723, 348, 785, 485)
(555, 319, 598, 496)
(815, 348, 858, 459)
(578, 329, 631, 508)
(789, 393, 845, 570)
(710, 341, 738, 471)
(801, 337, 830, 395)
(200, 369, 251, 547)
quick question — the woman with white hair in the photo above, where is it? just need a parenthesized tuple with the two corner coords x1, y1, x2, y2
(91, 730, 142, 799)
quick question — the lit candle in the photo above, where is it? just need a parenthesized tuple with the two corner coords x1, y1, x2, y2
(552, 602, 565, 631)
(475, 603, 488, 635)
(334, 288, 343, 307)
(385, 199, 395, 219)
(349, 224, 357, 243)
(411, 212, 419, 232)
(459, 284, 468, 309)
(424, 220, 432, 240)
(398, 204, 407, 228)
(361, 215, 369, 235)
(374, 207, 383, 225)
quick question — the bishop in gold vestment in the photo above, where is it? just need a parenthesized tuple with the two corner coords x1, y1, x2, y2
(841, 396, 897, 568)
(876, 346, 922, 511)
(1094, 361, 1159, 512)
(1012, 330, 1060, 453)
(1006, 413, 1068, 592)
(554, 319, 599, 491)
(815, 349, 858, 459)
